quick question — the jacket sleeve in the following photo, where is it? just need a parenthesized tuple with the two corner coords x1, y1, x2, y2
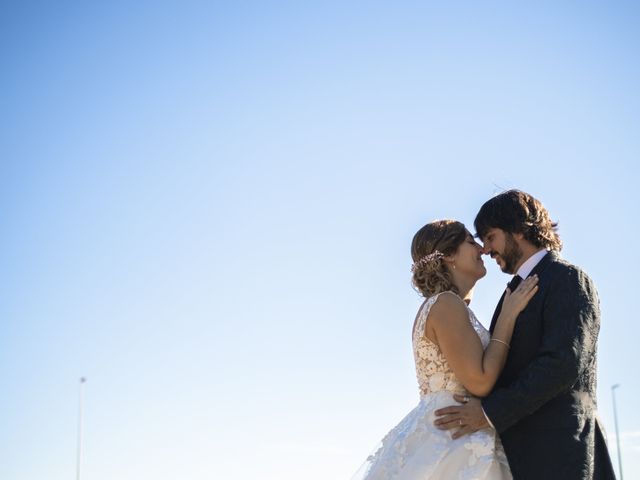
(481, 266, 600, 433)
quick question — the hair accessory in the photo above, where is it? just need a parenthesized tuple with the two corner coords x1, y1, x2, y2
(411, 250, 444, 272)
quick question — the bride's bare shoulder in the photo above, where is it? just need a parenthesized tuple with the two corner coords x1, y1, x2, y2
(427, 292, 469, 327)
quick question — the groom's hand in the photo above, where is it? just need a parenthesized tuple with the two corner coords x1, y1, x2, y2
(434, 394, 490, 439)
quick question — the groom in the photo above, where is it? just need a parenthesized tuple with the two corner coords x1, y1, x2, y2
(434, 190, 616, 479)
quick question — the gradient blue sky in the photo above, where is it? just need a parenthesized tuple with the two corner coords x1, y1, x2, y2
(2, 1, 639, 479)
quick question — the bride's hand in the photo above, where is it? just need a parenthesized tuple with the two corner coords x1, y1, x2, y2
(501, 275, 539, 318)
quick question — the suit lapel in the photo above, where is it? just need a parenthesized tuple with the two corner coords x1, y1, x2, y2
(528, 250, 556, 278)
(489, 291, 506, 334)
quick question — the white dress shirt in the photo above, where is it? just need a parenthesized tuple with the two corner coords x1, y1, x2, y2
(515, 248, 548, 280)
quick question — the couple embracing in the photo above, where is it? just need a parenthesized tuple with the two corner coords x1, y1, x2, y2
(354, 190, 616, 480)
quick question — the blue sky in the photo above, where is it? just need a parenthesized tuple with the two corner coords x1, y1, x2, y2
(1, 1, 639, 479)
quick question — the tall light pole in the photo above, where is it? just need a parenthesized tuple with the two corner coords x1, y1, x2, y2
(611, 384, 623, 480)
(76, 377, 87, 480)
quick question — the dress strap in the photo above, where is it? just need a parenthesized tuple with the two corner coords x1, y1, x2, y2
(414, 291, 460, 338)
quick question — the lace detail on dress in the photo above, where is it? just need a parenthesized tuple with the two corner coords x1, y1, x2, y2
(412, 291, 490, 397)
(352, 292, 511, 479)
(356, 393, 509, 480)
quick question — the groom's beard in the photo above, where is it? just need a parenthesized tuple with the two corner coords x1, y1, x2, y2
(500, 234, 523, 274)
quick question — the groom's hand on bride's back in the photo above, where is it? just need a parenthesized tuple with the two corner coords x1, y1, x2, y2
(434, 394, 489, 439)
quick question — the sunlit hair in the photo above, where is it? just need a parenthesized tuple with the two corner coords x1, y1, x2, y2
(410, 220, 467, 298)
(474, 190, 562, 251)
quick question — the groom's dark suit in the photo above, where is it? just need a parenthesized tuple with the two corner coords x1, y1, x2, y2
(483, 251, 616, 479)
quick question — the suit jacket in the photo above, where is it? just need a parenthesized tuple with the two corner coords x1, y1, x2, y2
(482, 251, 616, 479)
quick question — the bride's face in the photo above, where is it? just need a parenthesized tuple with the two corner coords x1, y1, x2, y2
(450, 232, 486, 280)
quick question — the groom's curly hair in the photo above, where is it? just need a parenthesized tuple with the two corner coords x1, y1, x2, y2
(474, 190, 562, 251)
(411, 220, 467, 298)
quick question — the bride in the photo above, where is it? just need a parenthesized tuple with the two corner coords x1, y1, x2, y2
(353, 220, 538, 479)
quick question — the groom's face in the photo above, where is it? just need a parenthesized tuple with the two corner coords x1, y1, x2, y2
(480, 228, 523, 275)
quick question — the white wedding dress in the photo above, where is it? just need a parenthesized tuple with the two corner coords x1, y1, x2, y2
(353, 292, 512, 479)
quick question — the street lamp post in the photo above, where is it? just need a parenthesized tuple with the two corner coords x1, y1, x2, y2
(76, 377, 87, 480)
(611, 384, 623, 480)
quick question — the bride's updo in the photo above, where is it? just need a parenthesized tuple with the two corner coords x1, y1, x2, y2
(411, 220, 467, 298)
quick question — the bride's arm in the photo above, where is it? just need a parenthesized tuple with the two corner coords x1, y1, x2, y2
(425, 278, 538, 397)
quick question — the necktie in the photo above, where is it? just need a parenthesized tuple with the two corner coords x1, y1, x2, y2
(508, 275, 522, 292)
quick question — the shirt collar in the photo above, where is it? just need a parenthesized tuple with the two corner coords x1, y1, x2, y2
(516, 249, 549, 279)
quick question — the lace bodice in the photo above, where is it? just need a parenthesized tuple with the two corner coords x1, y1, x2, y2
(412, 291, 490, 397)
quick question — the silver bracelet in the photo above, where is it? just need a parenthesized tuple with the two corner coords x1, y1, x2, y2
(490, 338, 510, 349)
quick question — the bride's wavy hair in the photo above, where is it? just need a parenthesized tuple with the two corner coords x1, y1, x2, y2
(411, 220, 467, 298)
(474, 190, 562, 251)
